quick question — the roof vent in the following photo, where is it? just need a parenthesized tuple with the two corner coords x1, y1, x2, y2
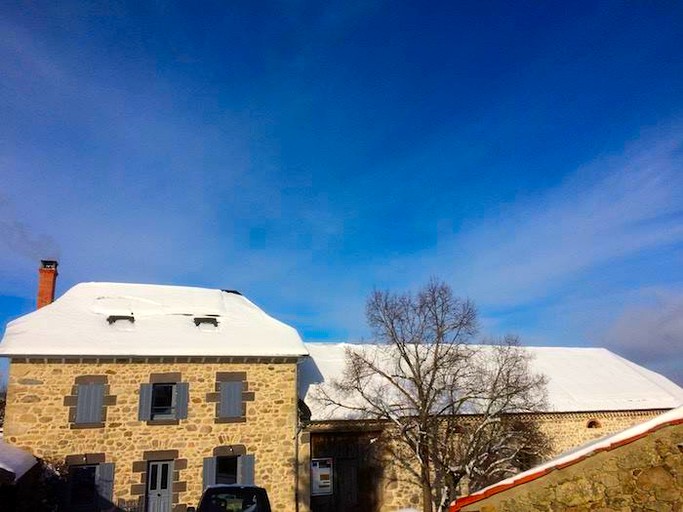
(222, 289, 242, 296)
(107, 315, 135, 325)
(194, 317, 219, 327)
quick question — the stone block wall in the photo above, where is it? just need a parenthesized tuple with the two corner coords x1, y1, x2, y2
(534, 409, 668, 454)
(6, 358, 672, 512)
(456, 421, 682, 511)
(4, 359, 299, 511)
(324, 410, 669, 512)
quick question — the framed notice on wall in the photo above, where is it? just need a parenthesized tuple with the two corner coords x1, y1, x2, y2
(311, 458, 333, 496)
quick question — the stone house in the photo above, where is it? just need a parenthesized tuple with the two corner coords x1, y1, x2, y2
(0, 262, 308, 511)
(448, 405, 683, 511)
(1, 261, 682, 512)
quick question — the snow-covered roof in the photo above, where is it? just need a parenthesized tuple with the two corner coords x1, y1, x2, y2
(0, 440, 37, 483)
(0, 283, 308, 358)
(451, 405, 683, 510)
(299, 343, 683, 420)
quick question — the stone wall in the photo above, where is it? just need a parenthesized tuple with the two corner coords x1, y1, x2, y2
(386, 410, 668, 512)
(534, 410, 668, 454)
(456, 421, 682, 511)
(4, 359, 299, 511)
(6, 359, 672, 512)
(303, 410, 667, 512)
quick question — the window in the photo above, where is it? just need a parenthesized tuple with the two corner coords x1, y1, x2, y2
(197, 486, 269, 512)
(138, 381, 189, 422)
(65, 376, 113, 428)
(70, 465, 97, 511)
(203, 454, 255, 489)
(219, 381, 244, 419)
(75, 383, 105, 425)
(208, 372, 254, 423)
(587, 419, 602, 429)
(152, 383, 176, 419)
(216, 456, 238, 484)
(68, 463, 115, 511)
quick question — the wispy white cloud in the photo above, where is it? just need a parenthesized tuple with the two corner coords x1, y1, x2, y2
(349, 128, 683, 382)
(603, 290, 683, 384)
(442, 129, 683, 307)
(422, 128, 683, 383)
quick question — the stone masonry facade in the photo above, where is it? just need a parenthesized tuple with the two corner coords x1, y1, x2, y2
(323, 409, 669, 512)
(456, 421, 682, 512)
(4, 357, 673, 512)
(4, 358, 299, 511)
(533, 410, 669, 454)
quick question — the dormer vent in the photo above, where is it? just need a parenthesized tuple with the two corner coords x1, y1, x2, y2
(194, 317, 219, 327)
(107, 315, 135, 325)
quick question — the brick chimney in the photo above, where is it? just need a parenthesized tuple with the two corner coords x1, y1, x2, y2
(37, 260, 58, 309)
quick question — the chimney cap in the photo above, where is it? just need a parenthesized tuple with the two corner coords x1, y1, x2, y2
(40, 260, 58, 269)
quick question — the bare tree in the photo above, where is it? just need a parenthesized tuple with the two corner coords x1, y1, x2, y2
(316, 280, 549, 512)
(0, 377, 6, 430)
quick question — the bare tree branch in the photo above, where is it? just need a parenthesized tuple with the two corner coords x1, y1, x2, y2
(314, 280, 550, 512)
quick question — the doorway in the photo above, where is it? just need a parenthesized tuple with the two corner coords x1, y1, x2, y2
(310, 432, 383, 512)
(146, 460, 173, 512)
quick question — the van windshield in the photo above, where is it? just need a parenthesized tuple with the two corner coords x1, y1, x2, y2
(199, 487, 270, 512)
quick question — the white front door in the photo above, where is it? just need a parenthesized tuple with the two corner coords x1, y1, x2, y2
(146, 460, 173, 512)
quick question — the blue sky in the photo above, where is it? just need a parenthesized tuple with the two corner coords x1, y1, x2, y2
(1, 1, 682, 384)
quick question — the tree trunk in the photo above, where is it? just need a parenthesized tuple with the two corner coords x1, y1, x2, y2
(420, 440, 433, 512)
(421, 469, 433, 512)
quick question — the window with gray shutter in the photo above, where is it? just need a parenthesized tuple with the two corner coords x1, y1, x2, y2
(219, 381, 244, 418)
(75, 383, 104, 424)
(138, 383, 153, 421)
(140, 381, 189, 421)
(202, 457, 216, 490)
(237, 454, 255, 486)
(175, 382, 189, 419)
(95, 463, 115, 506)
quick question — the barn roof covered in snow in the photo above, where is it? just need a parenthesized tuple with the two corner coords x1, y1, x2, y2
(299, 343, 683, 420)
(0, 282, 308, 358)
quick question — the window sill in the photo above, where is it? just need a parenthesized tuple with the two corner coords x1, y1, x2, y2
(146, 419, 180, 426)
(215, 417, 247, 424)
(70, 422, 105, 429)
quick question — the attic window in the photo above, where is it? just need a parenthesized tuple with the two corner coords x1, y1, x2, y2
(587, 419, 602, 429)
(194, 317, 219, 327)
(107, 315, 134, 325)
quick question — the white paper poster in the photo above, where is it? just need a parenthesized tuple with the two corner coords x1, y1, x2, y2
(311, 457, 333, 496)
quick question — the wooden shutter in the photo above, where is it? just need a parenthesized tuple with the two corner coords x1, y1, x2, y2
(202, 457, 217, 490)
(138, 384, 153, 421)
(75, 383, 104, 424)
(219, 381, 243, 418)
(95, 463, 115, 506)
(175, 382, 189, 419)
(237, 454, 255, 486)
